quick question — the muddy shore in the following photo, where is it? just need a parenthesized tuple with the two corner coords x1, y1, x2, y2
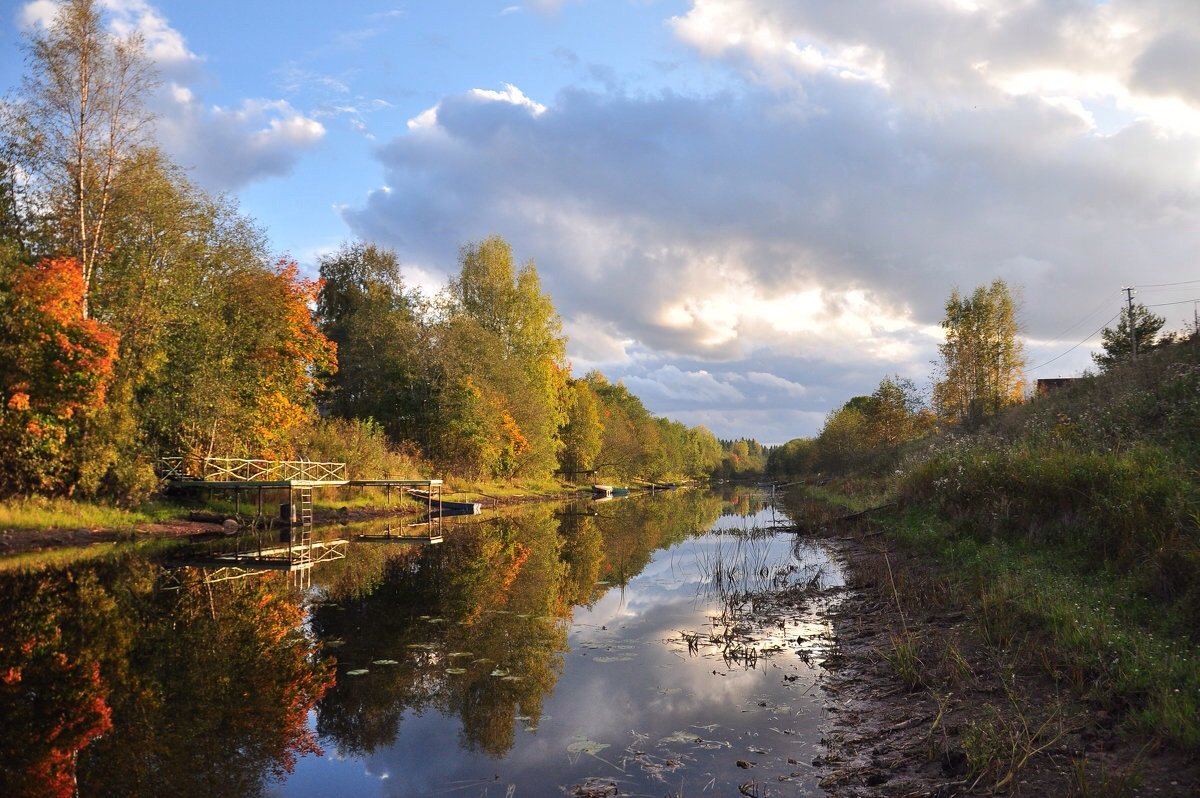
(808, 527, 1200, 797)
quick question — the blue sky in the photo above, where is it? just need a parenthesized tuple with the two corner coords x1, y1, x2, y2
(5, 0, 1200, 442)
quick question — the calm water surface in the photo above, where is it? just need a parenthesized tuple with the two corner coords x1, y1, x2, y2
(0, 488, 842, 798)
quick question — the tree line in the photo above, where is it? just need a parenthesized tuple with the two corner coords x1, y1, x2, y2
(769, 277, 1196, 477)
(0, 0, 723, 500)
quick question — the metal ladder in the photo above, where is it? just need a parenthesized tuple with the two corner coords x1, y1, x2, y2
(295, 487, 314, 567)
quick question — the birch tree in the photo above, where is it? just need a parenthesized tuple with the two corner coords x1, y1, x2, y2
(18, 0, 156, 317)
(933, 279, 1026, 425)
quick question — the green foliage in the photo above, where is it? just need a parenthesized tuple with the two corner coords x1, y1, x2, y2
(558, 379, 603, 474)
(934, 279, 1025, 426)
(316, 242, 426, 442)
(298, 418, 423, 481)
(442, 236, 569, 479)
(715, 437, 771, 478)
(882, 505, 1200, 751)
(766, 437, 817, 475)
(1093, 303, 1166, 370)
(904, 444, 1194, 567)
(587, 372, 656, 479)
(809, 376, 933, 475)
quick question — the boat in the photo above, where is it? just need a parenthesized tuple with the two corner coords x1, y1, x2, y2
(407, 489, 483, 516)
(591, 484, 613, 498)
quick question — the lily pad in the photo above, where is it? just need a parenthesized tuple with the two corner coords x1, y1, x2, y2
(445, 667, 467, 675)
(345, 669, 369, 676)
(567, 735, 610, 755)
(490, 668, 508, 677)
(593, 655, 634, 663)
(448, 651, 474, 658)
(500, 675, 524, 682)
(372, 659, 399, 666)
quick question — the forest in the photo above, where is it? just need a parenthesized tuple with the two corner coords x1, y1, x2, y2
(0, 0, 738, 504)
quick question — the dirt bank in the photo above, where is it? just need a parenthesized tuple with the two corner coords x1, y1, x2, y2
(806, 528, 1200, 797)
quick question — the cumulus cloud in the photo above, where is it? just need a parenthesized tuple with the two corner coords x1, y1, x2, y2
(104, 0, 202, 75)
(622, 366, 745, 404)
(342, 1, 1200, 437)
(17, 0, 326, 190)
(157, 95, 325, 191)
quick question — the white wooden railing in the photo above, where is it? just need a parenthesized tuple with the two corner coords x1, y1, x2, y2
(157, 457, 347, 483)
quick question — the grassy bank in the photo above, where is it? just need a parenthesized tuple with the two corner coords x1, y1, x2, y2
(786, 339, 1200, 752)
(877, 500, 1200, 749)
(0, 497, 186, 531)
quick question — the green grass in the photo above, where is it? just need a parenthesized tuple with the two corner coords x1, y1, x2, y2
(0, 496, 187, 531)
(883, 504, 1200, 750)
(797, 480, 894, 514)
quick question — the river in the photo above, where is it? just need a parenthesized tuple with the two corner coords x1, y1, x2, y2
(0, 487, 844, 797)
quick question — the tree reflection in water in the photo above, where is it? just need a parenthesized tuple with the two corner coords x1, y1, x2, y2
(310, 491, 726, 760)
(0, 558, 332, 798)
(0, 490, 732, 796)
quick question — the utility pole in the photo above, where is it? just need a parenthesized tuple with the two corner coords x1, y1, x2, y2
(1122, 286, 1138, 360)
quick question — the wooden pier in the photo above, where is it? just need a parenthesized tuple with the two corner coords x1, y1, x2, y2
(158, 456, 448, 582)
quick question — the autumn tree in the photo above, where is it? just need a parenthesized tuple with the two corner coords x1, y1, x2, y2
(316, 242, 425, 441)
(1092, 302, 1166, 370)
(558, 379, 604, 475)
(0, 256, 118, 494)
(15, 0, 157, 317)
(442, 236, 569, 479)
(766, 437, 816, 475)
(933, 279, 1025, 426)
(587, 372, 655, 479)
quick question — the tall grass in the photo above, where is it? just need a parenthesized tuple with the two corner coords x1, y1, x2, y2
(0, 496, 182, 531)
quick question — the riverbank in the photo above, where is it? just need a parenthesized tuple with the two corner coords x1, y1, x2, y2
(785, 484, 1200, 796)
(0, 478, 669, 562)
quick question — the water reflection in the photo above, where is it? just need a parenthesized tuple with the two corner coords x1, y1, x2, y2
(0, 489, 840, 797)
(0, 560, 331, 798)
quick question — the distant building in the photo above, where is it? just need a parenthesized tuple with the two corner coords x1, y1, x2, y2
(1036, 377, 1081, 396)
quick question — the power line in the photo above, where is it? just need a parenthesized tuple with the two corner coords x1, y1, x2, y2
(1042, 291, 1121, 342)
(1138, 279, 1200, 288)
(1145, 297, 1200, 308)
(1024, 312, 1119, 374)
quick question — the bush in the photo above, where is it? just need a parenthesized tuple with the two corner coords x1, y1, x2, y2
(903, 444, 1194, 563)
(298, 418, 424, 481)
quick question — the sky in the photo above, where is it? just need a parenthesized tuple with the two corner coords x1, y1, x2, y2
(4, 0, 1200, 443)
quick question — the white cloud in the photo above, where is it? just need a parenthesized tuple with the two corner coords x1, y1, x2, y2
(157, 96, 326, 191)
(16, 0, 56, 30)
(18, 1, 325, 190)
(103, 0, 201, 71)
(740, 371, 808, 398)
(339, 1, 1200, 438)
(469, 84, 547, 115)
(622, 366, 745, 403)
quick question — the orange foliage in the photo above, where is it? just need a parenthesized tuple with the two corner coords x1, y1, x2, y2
(500, 410, 530, 456)
(497, 542, 531, 597)
(0, 576, 113, 798)
(0, 258, 119, 492)
(240, 260, 337, 458)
